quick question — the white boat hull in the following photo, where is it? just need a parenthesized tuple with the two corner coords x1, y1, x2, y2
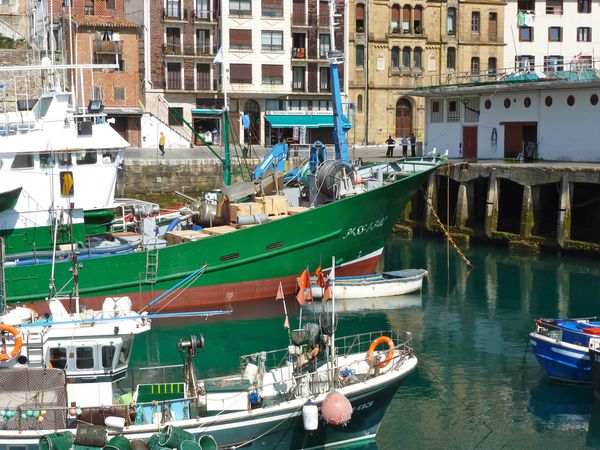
(311, 269, 427, 299)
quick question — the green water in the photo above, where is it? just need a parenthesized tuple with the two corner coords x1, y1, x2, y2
(130, 236, 600, 449)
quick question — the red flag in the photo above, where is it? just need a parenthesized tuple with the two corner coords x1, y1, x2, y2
(296, 269, 310, 305)
(315, 265, 327, 288)
(283, 316, 290, 329)
(276, 282, 284, 300)
(306, 285, 313, 303)
(322, 285, 332, 303)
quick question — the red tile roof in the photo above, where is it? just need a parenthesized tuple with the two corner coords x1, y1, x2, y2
(71, 15, 139, 28)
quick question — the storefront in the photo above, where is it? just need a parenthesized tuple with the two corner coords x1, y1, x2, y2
(265, 114, 337, 146)
(191, 108, 222, 145)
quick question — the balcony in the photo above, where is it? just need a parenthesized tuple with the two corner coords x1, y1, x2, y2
(162, 7, 188, 21)
(163, 44, 214, 57)
(94, 40, 122, 54)
(192, 8, 212, 21)
(292, 48, 306, 58)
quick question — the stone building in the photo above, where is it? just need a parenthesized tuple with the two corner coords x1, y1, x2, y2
(348, 0, 504, 148)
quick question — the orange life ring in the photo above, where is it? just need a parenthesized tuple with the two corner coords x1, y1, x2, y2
(367, 336, 395, 369)
(0, 324, 23, 361)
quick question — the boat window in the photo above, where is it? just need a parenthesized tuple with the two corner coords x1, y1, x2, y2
(39, 153, 55, 168)
(76, 150, 98, 165)
(58, 152, 72, 166)
(117, 338, 132, 368)
(102, 345, 116, 369)
(76, 347, 95, 369)
(102, 150, 118, 163)
(11, 153, 34, 169)
(49, 347, 68, 369)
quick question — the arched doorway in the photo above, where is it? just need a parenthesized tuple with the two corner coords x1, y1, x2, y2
(395, 98, 412, 137)
(243, 99, 260, 145)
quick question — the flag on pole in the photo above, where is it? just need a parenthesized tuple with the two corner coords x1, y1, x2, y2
(283, 316, 290, 329)
(296, 269, 310, 305)
(322, 284, 333, 303)
(276, 282, 284, 300)
(315, 265, 327, 288)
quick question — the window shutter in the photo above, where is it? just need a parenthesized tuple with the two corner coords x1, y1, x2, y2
(414, 6, 422, 21)
(391, 5, 399, 22)
(356, 3, 364, 20)
(230, 29, 252, 47)
(262, 64, 283, 77)
(402, 5, 410, 21)
(230, 64, 252, 83)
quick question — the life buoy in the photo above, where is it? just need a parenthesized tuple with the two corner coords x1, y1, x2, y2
(367, 336, 395, 369)
(0, 324, 23, 361)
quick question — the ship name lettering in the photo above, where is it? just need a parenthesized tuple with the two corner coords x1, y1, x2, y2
(342, 216, 387, 240)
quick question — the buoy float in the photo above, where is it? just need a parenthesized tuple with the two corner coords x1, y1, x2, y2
(302, 400, 319, 431)
(321, 391, 352, 426)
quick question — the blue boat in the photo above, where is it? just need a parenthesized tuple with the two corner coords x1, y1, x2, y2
(529, 317, 600, 384)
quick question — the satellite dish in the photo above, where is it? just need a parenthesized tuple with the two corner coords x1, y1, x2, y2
(41, 56, 52, 66)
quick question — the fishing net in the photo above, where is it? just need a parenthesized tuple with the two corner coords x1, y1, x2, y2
(0, 368, 67, 430)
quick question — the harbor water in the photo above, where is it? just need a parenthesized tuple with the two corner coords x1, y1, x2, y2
(129, 236, 600, 449)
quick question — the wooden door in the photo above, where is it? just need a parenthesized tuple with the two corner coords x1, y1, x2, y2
(462, 126, 477, 159)
(395, 99, 412, 137)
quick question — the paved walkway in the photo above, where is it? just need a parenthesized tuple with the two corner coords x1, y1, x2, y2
(125, 144, 406, 163)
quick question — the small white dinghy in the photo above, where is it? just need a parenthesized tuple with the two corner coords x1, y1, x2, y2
(311, 269, 427, 299)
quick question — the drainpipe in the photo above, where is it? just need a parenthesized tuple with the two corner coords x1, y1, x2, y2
(364, 0, 369, 145)
(438, 2, 442, 85)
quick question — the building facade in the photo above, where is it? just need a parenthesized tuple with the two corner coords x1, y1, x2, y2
(130, 0, 347, 148)
(505, 0, 600, 73)
(348, 0, 504, 148)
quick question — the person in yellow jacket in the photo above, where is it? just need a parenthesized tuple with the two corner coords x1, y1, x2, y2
(159, 132, 166, 156)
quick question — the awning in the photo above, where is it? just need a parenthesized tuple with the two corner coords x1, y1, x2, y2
(192, 108, 223, 115)
(265, 114, 335, 128)
(103, 106, 144, 115)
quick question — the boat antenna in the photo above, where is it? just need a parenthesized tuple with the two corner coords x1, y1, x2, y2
(327, 0, 351, 163)
(330, 256, 337, 369)
(48, 206, 60, 299)
(68, 201, 80, 313)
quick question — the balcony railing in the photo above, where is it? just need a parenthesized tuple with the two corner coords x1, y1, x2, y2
(292, 48, 306, 58)
(192, 8, 211, 20)
(94, 40, 123, 54)
(163, 7, 188, 20)
(163, 43, 213, 56)
(166, 78, 182, 90)
(488, 33, 497, 42)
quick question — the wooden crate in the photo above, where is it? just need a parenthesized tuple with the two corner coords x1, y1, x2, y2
(165, 230, 208, 246)
(203, 225, 238, 236)
(288, 206, 309, 215)
(263, 195, 289, 216)
(229, 202, 265, 222)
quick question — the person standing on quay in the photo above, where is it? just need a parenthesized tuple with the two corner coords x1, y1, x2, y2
(385, 135, 395, 157)
(409, 132, 416, 157)
(401, 135, 409, 157)
(159, 131, 166, 156)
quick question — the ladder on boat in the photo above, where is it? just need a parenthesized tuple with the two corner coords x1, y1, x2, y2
(145, 246, 159, 284)
(26, 331, 45, 366)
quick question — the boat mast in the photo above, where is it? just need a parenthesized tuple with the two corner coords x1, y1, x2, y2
(327, 0, 351, 163)
(223, 65, 231, 186)
(0, 238, 6, 315)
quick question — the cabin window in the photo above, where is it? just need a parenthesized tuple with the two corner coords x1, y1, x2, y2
(545, 96, 553, 107)
(524, 97, 531, 108)
(58, 152, 72, 166)
(11, 153, 34, 169)
(76, 347, 95, 369)
(76, 150, 98, 165)
(591, 94, 599, 106)
(49, 347, 68, 369)
(484, 99, 492, 109)
(39, 153, 55, 168)
(102, 150, 118, 163)
(117, 339, 133, 368)
(567, 95, 575, 107)
(102, 345, 116, 369)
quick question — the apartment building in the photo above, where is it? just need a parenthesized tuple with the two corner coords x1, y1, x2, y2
(506, 0, 600, 72)
(348, 0, 504, 147)
(128, 0, 346, 147)
(44, 0, 143, 146)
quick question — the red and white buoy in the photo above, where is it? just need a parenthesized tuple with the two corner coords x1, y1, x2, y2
(321, 391, 352, 426)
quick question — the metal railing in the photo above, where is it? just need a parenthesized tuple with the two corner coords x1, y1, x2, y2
(414, 58, 600, 89)
(94, 40, 122, 54)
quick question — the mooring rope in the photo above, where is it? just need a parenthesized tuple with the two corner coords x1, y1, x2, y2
(425, 194, 474, 268)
